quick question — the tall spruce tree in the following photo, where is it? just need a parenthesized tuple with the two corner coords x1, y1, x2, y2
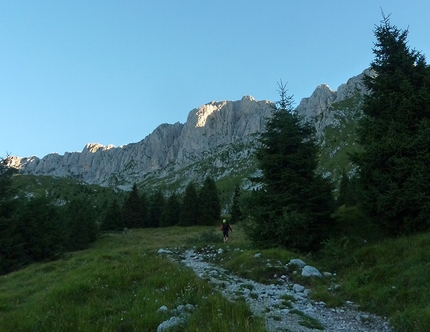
(230, 184, 242, 224)
(161, 193, 181, 227)
(246, 83, 335, 252)
(198, 177, 221, 225)
(353, 16, 430, 235)
(15, 196, 65, 262)
(139, 192, 149, 227)
(123, 184, 143, 228)
(101, 199, 124, 231)
(63, 199, 97, 251)
(179, 182, 199, 226)
(337, 170, 357, 207)
(0, 158, 24, 273)
(147, 191, 165, 228)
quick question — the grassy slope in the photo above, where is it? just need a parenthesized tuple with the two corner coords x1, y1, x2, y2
(0, 226, 265, 332)
(2, 223, 430, 331)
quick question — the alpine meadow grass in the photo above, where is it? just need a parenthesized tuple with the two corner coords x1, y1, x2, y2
(0, 226, 265, 332)
(2, 223, 430, 331)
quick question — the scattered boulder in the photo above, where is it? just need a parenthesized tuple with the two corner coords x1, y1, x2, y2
(157, 316, 185, 332)
(157, 305, 168, 312)
(288, 259, 306, 268)
(302, 265, 323, 278)
(157, 249, 173, 255)
(293, 284, 305, 293)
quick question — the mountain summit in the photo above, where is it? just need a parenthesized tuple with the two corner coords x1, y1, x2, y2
(8, 71, 369, 191)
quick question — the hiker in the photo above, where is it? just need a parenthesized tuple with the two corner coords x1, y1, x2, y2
(220, 219, 232, 243)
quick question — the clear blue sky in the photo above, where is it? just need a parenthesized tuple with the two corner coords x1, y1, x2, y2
(2, 1, 430, 158)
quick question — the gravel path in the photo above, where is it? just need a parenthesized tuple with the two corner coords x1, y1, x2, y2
(160, 247, 393, 332)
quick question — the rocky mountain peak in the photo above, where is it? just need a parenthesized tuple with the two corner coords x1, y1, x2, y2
(296, 69, 371, 118)
(7, 70, 371, 190)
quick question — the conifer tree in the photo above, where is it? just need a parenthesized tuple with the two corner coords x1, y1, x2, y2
(0, 158, 24, 273)
(161, 193, 181, 227)
(123, 184, 143, 228)
(229, 184, 242, 224)
(63, 199, 97, 251)
(337, 170, 357, 207)
(198, 176, 221, 225)
(352, 15, 430, 234)
(147, 191, 165, 228)
(101, 199, 124, 231)
(246, 83, 335, 252)
(15, 196, 65, 262)
(179, 182, 199, 226)
(139, 192, 149, 227)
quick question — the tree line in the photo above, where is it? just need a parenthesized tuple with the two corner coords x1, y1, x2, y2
(101, 177, 222, 231)
(0, 164, 222, 274)
(0, 165, 98, 274)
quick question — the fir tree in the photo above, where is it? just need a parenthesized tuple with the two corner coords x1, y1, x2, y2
(246, 82, 335, 252)
(0, 158, 24, 273)
(352, 15, 430, 235)
(63, 199, 97, 251)
(161, 193, 181, 227)
(123, 184, 143, 228)
(230, 184, 242, 224)
(198, 176, 221, 225)
(337, 170, 357, 207)
(147, 191, 165, 228)
(101, 199, 124, 231)
(179, 182, 199, 226)
(15, 196, 65, 262)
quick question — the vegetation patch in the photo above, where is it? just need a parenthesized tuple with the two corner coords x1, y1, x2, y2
(290, 309, 325, 330)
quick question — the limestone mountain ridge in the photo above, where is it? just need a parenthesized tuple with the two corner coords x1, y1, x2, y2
(7, 70, 370, 192)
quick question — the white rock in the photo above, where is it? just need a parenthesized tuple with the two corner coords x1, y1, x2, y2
(288, 259, 306, 268)
(302, 265, 323, 278)
(293, 284, 305, 293)
(157, 249, 172, 254)
(157, 305, 168, 312)
(157, 316, 185, 332)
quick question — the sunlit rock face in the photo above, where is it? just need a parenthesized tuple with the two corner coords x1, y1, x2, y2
(8, 96, 273, 186)
(296, 69, 371, 119)
(8, 70, 371, 188)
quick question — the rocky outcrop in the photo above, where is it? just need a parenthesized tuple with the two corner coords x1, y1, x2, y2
(8, 96, 273, 187)
(7, 70, 372, 189)
(296, 68, 372, 119)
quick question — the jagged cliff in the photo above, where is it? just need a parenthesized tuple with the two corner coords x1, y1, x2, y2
(7, 70, 371, 190)
(8, 96, 273, 188)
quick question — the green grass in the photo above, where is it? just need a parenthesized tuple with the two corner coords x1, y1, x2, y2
(290, 309, 324, 330)
(336, 232, 430, 331)
(0, 226, 266, 332)
(3, 219, 430, 331)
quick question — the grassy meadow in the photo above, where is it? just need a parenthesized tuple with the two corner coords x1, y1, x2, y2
(0, 226, 265, 332)
(1, 221, 430, 331)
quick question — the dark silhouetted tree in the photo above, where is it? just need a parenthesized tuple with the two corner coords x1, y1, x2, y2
(352, 15, 430, 235)
(0, 158, 24, 273)
(337, 170, 357, 207)
(123, 184, 143, 228)
(147, 191, 165, 228)
(161, 193, 181, 227)
(245, 82, 335, 252)
(101, 199, 124, 231)
(63, 199, 97, 251)
(198, 177, 221, 225)
(179, 182, 199, 226)
(15, 196, 65, 262)
(229, 184, 242, 224)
